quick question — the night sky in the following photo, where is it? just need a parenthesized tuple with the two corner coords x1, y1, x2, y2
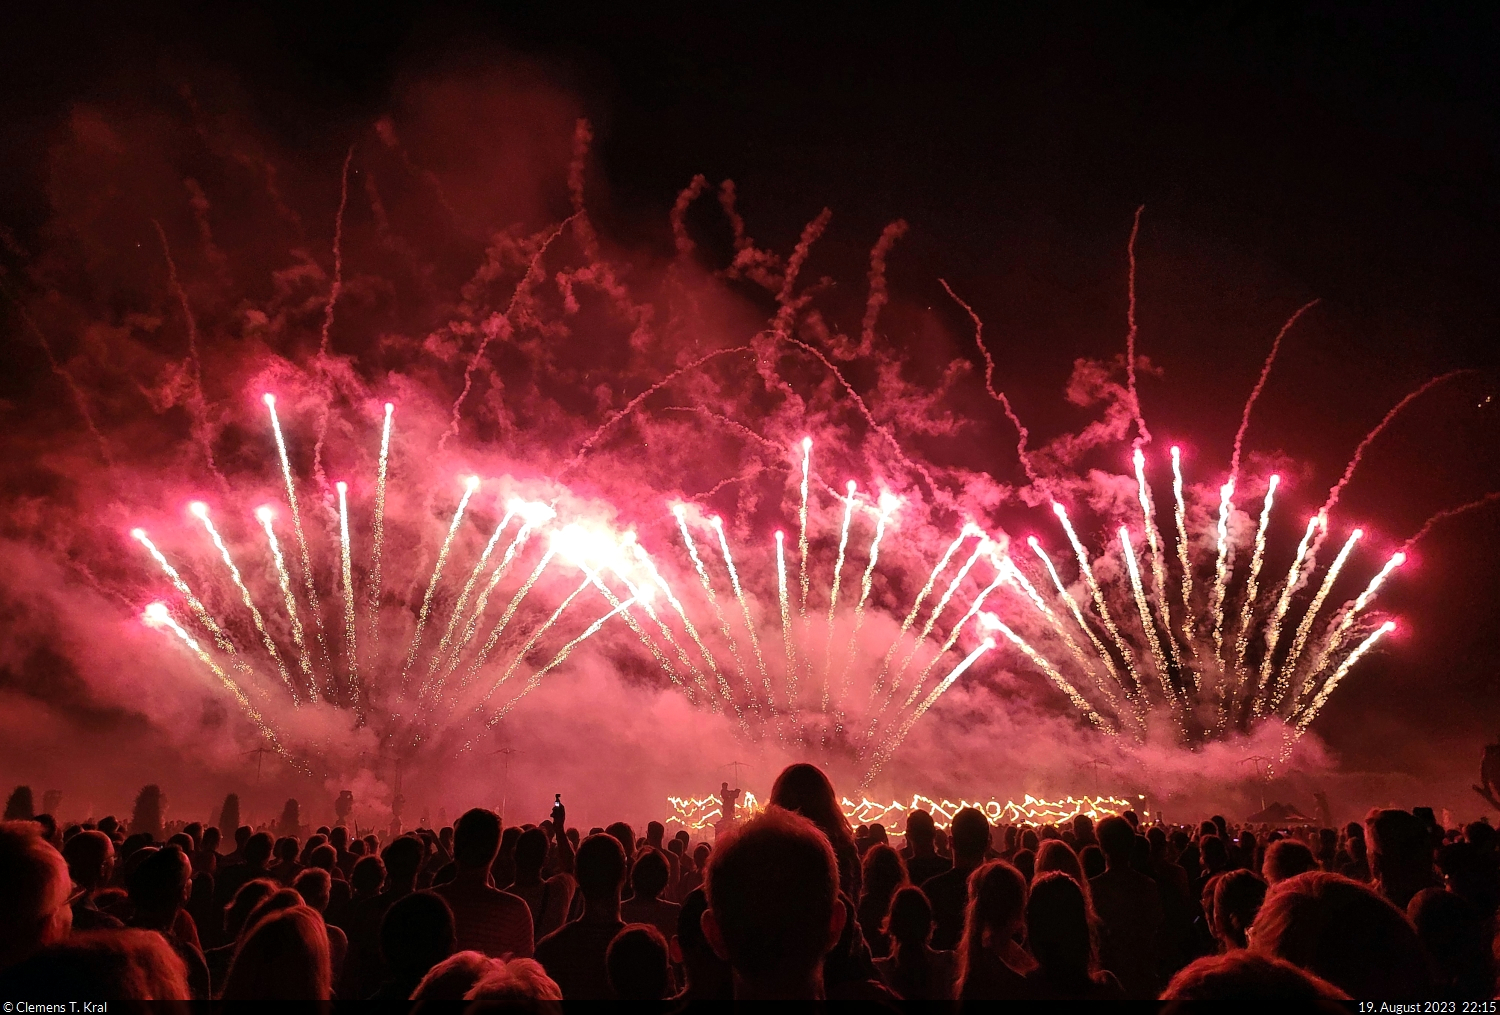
(1, 3, 1497, 814)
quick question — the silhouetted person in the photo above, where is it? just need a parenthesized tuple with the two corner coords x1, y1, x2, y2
(127, 844, 209, 999)
(607, 923, 671, 999)
(0, 821, 72, 973)
(1161, 950, 1349, 1003)
(903, 809, 952, 885)
(63, 829, 123, 931)
(223, 905, 332, 1001)
(874, 884, 957, 1000)
(1408, 887, 1494, 998)
(621, 847, 680, 941)
(410, 950, 497, 1000)
(1036, 840, 1086, 897)
(463, 957, 563, 1002)
(535, 832, 626, 999)
(336, 854, 390, 999)
(670, 887, 732, 1003)
(677, 841, 710, 900)
(508, 827, 575, 940)
(214, 830, 273, 909)
(1024, 871, 1123, 999)
(294, 867, 348, 980)
(1252, 870, 1431, 997)
(1089, 815, 1162, 998)
(1368, 808, 1439, 910)
(1080, 844, 1105, 880)
(1265, 838, 1319, 884)
(204, 877, 277, 991)
(1209, 869, 1266, 951)
(432, 807, 533, 959)
(956, 859, 1031, 1000)
(769, 763, 861, 900)
(924, 807, 991, 950)
(1072, 814, 1098, 850)
(605, 820, 636, 861)
(0, 929, 191, 1001)
(857, 843, 908, 958)
(702, 806, 844, 1000)
(371, 890, 455, 1000)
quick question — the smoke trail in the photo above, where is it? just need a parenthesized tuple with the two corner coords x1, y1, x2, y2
(367, 403, 394, 643)
(400, 477, 480, 698)
(335, 482, 361, 711)
(1133, 448, 1180, 670)
(859, 220, 908, 356)
(1123, 205, 1151, 447)
(1403, 491, 1500, 551)
(1233, 475, 1279, 682)
(257, 507, 314, 693)
(265, 395, 333, 692)
(821, 482, 857, 713)
(1228, 300, 1320, 486)
(670, 175, 709, 256)
(312, 146, 354, 490)
(0, 286, 112, 466)
(152, 219, 224, 490)
(940, 279, 1039, 485)
(194, 505, 296, 702)
(1259, 513, 1322, 712)
(771, 208, 833, 336)
(1281, 527, 1363, 694)
(1169, 446, 1199, 663)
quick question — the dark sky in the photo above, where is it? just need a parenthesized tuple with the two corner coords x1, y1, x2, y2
(1, 2, 1497, 801)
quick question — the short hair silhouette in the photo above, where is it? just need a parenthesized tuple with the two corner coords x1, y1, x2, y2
(129, 844, 190, 917)
(243, 832, 274, 867)
(351, 854, 386, 894)
(607, 923, 671, 1000)
(630, 847, 670, 900)
(463, 957, 563, 1002)
(411, 950, 497, 1000)
(605, 821, 635, 859)
(452, 808, 502, 869)
(0, 929, 190, 1000)
(1251, 871, 1430, 997)
(515, 827, 548, 876)
(705, 805, 839, 982)
(1264, 839, 1319, 884)
(906, 809, 937, 847)
(63, 829, 113, 890)
(575, 832, 627, 901)
(1162, 950, 1348, 1003)
(293, 867, 331, 911)
(382, 835, 425, 885)
(949, 807, 991, 862)
(1095, 815, 1135, 863)
(222, 905, 332, 1000)
(1408, 887, 1494, 997)
(380, 891, 456, 983)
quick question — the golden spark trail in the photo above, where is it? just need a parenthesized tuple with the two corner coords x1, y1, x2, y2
(1233, 475, 1279, 686)
(1281, 527, 1363, 692)
(985, 611, 1113, 732)
(821, 481, 857, 713)
(1169, 447, 1198, 662)
(1028, 537, 1130, 705)
(585, 569, 690, 697)
(865, 637, 994, 784)
(401, 476, 479, 697)
(868, 525, 976, 705)
(797, 437, 812, 619)
(676, 508, 757, 712)
(883, 537, 988, 713)
(1120, 527, 1175, 707)
(1293, 621, 1396, 740)
(1299, 550, 1404, 706)
(264, 394, 332, 689)
(464, 547, 556, 686)
(256, 507, 314, 692)
(1260, 513, 1322, 713)
(900, 572, 1006, 712)
(712, 516, 774, 709)
(367, 402, 393, 641)
(776, 531, 797, 702)
(420, 505, 516, 701)
(635, 543, 730, 706)
(192, 504, 296, 702)
(132, 529, 250, 675)
(1134, 449, 1181, 670)
(486, 596, 638, 727)
(1209, 480, 1236, 666)
(1001, 555, 1117, 712)
(836, 495, 893, 712)
(335, 483, 360, 708)
(144, 604, 298, 769)
(612, 567, 704, 700)
(479, 572, 596, 705)
(448, 519, 542, 672)
(1055, 504, 1142, 694)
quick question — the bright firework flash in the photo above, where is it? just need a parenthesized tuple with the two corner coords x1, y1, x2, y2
(1232, 474, 1279, 690)
(1258, 513, 1324, 713)
(400, 475, 480, 698)
(1055, 503, 1144, 697)
(1119, 526, 1177, 712)
(1290, 621, 1398, 753)
(256, 506, 314, 692)
(821, 480, 858, 717)
(334, 483, 360, 711)
(264, 394, 333, 694)
(1169, 446, 1199, 662)
(367, 402, 394, 642)
(1278, 527, 1363, 698)
(1133, 448, 1180, 671)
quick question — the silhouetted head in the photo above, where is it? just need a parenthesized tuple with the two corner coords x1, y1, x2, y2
(959, 860, 1028, 981)
(1408, 887, 1494, 996)
(223, 905, 332, 1001)
(905, 809, 936, 850)
(1027, 871, 1097, 984)
(1162, 950, 1348, 1003)
(380, 890, 455, 982)
(224, 878, 278, 941)
(382, 835, 425, 887)
(1011, 847, 1035, 883)
(63, 830, 114, 891)
(576, 833, 627, 905)
(950, 807, 991, 866)
(0, 821, 72, 971)
(646, 821, 665, 846)
(463, 958, 562, 1002)
(350, 854, 385, 896)
(886, 884, 933, 950)
(128, 843, 191, 919)
(1199, 833, 1228, 872)
(1211, 869, 1267, 949)
(452, 808, 502, 871)
(630, 847, 670, 901)
(243, 831, 274, 868)
(673, 886, 728, 992)
(293, 867, 331, 911)
(411, 950, 497, 1001)
(605, 821, 635, 860)
(769, 763, 855, 856)
(1265, 839, 1319, 884)
(0, 929, 190, 1000)
(273, 836, 299, 862)
(1095, 816, 1135, 866)
(1036, 839, 1084, 888)
(608, 923, 670, 1000)
(308, 843, 337, 873)
(703, 806, 842, 992)
(860, 843, 908, 904)
(515, 827, 548, 878)
(1080, 844, 1105, 880)
(1252, 871, 1430, 997)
